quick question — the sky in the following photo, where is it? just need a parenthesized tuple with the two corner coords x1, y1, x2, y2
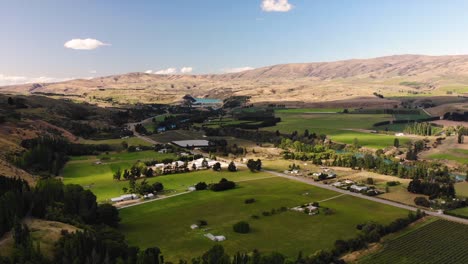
(2, 0, 468, 85)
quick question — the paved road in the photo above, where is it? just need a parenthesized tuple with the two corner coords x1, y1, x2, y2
(123, 123, 468, 225)
(126, 115, 163, 145)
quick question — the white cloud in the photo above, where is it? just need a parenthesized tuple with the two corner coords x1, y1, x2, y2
(261, 0, 293, 12)
(180, 67, 193, 74)
(222, 67, 254, 73)
(89, 70, 97, 74)
(144, 70, 153, 74)
(0, 74, 70, 86)
(154, 68, 177, 75)
(64, 38, 110, 50)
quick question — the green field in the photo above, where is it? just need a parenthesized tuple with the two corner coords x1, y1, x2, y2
(455, 182, 468, 197)
(119, 176, 408, 261)
(78, 137, 153, 147)
(62, 152, 272, 201)
(62, 151, 176, 201)
(275, 108, 343, 113)
(427, 153, 468, 165)
(360, 220, 468, 264)
(264, 111, 411, 148)
(449, 207, 468, 218)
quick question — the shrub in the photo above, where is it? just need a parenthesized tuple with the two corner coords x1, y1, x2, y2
(195, 182, 207, 191)
(244, 198, 256, 204)
(262, 211, 271, 216)
(414, 197, 430, 207)
(251, 215, 259, 219)
(196, 220, 208, 227)
(233, 221, 250, 234)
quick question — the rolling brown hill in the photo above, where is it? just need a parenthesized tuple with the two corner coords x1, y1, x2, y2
(2, 54, 468, 106)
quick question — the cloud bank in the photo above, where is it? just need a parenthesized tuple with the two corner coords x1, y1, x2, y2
(64, 38, 110, 50)
(222, 67, 254, 73)
(261, 0, 293, 12)
(145, 67, 193, 75)
(180, 67, 193, 74)
(0, 74, 70, 86)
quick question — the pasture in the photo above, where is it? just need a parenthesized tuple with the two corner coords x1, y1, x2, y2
(119, 176, 408, 261)
(359, 220, 468, 264)
(263, 110, 411, 148)
(78, 137, 153, 147)
(62, 152, 270, 201)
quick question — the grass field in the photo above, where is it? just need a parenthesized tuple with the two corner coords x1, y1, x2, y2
(62, 151, 176, 201)
(62, 152, 272, 201)
(455, 182, 468, 197)
(119, 176, 408, 261)
(449, 207, 468, 218)
(264, 111, 411, 148)
(275, 108, 343, 113)
(78, 137, 153, 147)
(359, 220, 468, 264)
(427, 153, 468, 165)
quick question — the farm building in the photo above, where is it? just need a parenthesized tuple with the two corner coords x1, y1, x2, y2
(172, 140, 210, 148)
(350, 185, 368, 192)
(110, 194, 138, 203)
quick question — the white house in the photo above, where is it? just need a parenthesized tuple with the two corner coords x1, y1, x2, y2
(350, 185, 368, 192)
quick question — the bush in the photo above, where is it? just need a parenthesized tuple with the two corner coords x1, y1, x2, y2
(244, 198, 256, 204)
(262, 211, 271, 216)
(414, 197, 430, 207)
(386, 181, 400, 186)
(195, 182, 207, 190)
(251, 215, 259, 219)
(196, 220, 208, 227)
(228, 161, 237, 172)
(233, 221, 250, 234)
(209, 178, 235, 192)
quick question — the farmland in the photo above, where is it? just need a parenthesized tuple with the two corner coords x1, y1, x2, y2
(263, 110, 412, 148)
(62, 152, 271, 201)
(119, 176, 408, 262)
(359, 220, 468, 264)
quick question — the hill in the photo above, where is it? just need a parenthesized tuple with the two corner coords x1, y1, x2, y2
(1, 55, 468, 106)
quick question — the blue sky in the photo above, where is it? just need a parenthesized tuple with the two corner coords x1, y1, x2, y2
(2, 0, 468, 84)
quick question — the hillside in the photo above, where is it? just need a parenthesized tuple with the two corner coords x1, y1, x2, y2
(2, 55, 468, 106)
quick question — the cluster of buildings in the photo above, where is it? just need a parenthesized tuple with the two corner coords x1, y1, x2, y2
(330, 180, 381, 196)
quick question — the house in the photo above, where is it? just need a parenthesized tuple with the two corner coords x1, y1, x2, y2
(395, 133, 405, 137)
(190, 224, 199, 229)
(350, 185, 368, 192)
(188, 186, 196, 192)
(331, 182, 343, 187)
(158, 148, 168, 153)
(344, 180, 355, 185)
(143, 193, 155, 199)
(291, 203, 319, 215)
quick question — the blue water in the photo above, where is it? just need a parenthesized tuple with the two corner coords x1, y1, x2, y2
(195, 98, 221, 104)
